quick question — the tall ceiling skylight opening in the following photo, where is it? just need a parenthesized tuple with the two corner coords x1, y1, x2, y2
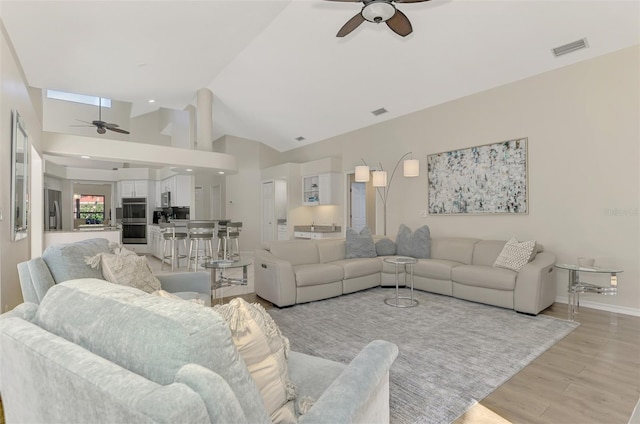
(46, 89, 111, 108)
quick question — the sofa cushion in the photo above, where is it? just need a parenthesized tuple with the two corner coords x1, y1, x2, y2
(413, 259, 463, 281)
(270, 240, 319, 266)
(317, 239, 346, 264)
(330, 258, 383, 279)
(431, 238, 478, 264)
(34, 279, 270, 424)
(42, 238, 111, 283)
(345, 227, 377, 259)
(293, 264, 344, 287)
(396, 225, 431, 259)
(493, 237, 536, 272)
(214, 298, 296, 424)
(451, 265, 517, 291)
(375, 238, 397, 256)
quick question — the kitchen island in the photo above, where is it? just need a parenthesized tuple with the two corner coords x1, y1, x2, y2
(44, 227, 121, 250)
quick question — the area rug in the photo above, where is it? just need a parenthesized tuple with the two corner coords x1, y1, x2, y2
(267, 287, 579, 424)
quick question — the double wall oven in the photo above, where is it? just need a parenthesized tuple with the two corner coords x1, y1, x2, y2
(122, 197, 147, 244)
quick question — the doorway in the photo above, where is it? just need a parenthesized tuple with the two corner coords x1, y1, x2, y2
(347, 173, 376, 233)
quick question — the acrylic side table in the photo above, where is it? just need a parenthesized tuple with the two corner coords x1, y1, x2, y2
(554, 263, 622, 321)
(383, 256, 419, 308)
(202, 258, 251, 305)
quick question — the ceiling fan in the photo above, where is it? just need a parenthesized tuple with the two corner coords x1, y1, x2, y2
(326, 0, 430, 37)
(73, 98, 130, 135)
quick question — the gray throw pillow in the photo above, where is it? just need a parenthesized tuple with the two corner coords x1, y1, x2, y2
(375, 238, 397, 256)
(345, 227, 377, 259)
(396, 224, 431, 259)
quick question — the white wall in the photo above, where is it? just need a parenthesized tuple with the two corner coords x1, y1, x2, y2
(1, 23, 42, 311)
(278, 46, 640, 313)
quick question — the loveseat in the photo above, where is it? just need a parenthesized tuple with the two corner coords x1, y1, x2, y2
(17, 238, 212, 305)
(255, 236, 557, 315)
(0, 279, 398, 423)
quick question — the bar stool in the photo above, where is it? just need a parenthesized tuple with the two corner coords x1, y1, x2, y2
(160, 223, 187, 272)
(215, 220, 229, 260)
(187, 220, 216, 272)
(218, 221, 242, 259)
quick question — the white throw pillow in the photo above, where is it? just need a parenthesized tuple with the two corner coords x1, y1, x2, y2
(85, 249, 161, 294)
(493, 237, 536, 272)
(214, 298, 297, 424)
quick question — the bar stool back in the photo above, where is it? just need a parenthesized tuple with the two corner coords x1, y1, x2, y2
(187, 220, 216, 272)
(225, 222, 243, 260)
(215, 220, 229, 259)
(159, 223, 188, 272)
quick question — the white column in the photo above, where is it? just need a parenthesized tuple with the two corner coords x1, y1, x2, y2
(196, 88, 213, 152)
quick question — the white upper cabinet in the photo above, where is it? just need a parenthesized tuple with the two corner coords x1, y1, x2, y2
(302, 173, 340, 206)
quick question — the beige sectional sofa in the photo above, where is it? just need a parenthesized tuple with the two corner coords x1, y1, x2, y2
(255, 237, 557, 315)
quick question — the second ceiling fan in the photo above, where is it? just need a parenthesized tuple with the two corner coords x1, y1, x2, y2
(327, 0, 431, 37)
(74, 98, 130, 135)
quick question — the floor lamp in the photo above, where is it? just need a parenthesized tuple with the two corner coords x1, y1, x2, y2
(355, 152, 420, 235)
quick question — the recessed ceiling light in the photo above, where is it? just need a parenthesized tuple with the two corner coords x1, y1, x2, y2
(80, 155, 91, 159)
(186, 169, 193, 172)
(148, 99, 156, 103)
(218, 171, 225, 175)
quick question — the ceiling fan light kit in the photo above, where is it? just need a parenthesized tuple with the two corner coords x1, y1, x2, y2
(328, 0, 430, 38)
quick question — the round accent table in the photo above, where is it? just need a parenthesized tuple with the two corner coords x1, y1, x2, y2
(202, 258, 252, 305)
(383, 256, 419, 308)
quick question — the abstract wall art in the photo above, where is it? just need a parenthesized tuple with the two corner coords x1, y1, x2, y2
(427, 138, 528, 215)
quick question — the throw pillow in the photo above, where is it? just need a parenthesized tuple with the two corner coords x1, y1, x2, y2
(396, 224, 431, 259)
(345, 226, 377, 259)
(493, 237, 536, 272)
(375, 237, 397, 256)
(214, 298, 297, 424)
(85, 249, 161, 294)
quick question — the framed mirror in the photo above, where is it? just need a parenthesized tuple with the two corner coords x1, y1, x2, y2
(11, 110, 29, 241)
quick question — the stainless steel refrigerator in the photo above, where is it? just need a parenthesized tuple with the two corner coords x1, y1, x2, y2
(44, 189, 62, 231)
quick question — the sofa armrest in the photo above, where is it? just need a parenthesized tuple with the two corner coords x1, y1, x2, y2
(156, 272, 210, 296)
(514, 251, 557, 315)
(17, 259, 56, 305)
(254, 249, 297, 307)
(299, 340, 398, 424)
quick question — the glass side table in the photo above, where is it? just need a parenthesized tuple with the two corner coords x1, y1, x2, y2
(554, 263, 622, 321)
(202, 258, 252, 305)
(383, 256, 419, 308)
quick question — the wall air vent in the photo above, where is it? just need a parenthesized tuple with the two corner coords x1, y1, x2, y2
(295, 136, 306, 142)
(552, 38, 589, 57)
(371, 108, 388, 116)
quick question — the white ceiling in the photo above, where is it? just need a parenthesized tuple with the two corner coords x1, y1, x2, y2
(2, 0, 639, 152)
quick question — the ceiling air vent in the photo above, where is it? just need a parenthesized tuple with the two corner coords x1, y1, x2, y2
(295, 136, 306, 142)
(371, 107, 388, 116)
(552, 38, 589, 57)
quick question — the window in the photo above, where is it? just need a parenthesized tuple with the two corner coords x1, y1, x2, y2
(47, 89, 111, 108)
(74, 194, 105, 224)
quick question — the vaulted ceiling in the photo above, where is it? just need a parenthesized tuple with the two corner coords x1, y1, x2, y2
(2, 0, 639, 152)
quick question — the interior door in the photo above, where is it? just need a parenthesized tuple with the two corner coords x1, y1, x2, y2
(350, 181, 367, 232)
(262, 181, 275, 243)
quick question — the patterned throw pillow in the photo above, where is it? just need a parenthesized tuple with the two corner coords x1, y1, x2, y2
(345, 226, 377, 259)
(396, 224, 431, 259)
(214, 298, 298, 424)
(493, 237, 536, 272)
(85, 246, 161, 294)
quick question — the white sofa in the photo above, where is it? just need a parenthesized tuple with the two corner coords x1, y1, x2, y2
(255, 237, 557, 315)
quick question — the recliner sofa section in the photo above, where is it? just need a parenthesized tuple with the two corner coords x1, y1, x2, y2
(255, 237, 557, 315)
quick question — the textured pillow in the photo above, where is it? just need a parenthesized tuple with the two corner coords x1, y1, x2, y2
(493, 237, 536, 272)
(85, 247, 161, 294)
(214, 298, 297, 424)
(396, 224, 431, 259)
(345, 227, 377, 259)
(375, 237, 397, 256)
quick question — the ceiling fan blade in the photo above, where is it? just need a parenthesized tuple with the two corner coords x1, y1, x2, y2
(104, 123, 120, 128)
(395, 0, 431, 3)
(107, 127, 130, 135)
(337, 13, 365, 37)
(69, 125, 95, 127)
(386, 9, 413, 37)
(324, 0, 362, 2)
(76, 119, 94, 125)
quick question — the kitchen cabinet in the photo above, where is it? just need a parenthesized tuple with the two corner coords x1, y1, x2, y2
(156, 175, 192, 208)
(119, 180, 148, 198)
(294, 231, 340, 239)
(148, 225, 163, 260)
(302, 173, 339, 206)
(277, 224, 289, 240)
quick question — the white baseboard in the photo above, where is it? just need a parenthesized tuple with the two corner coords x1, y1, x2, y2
(555, 296, 640, 317)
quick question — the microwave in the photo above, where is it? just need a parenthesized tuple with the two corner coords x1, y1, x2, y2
(161, 192, 171, 208)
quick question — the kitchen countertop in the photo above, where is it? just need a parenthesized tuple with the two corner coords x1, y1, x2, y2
(293, 225, 341, 233)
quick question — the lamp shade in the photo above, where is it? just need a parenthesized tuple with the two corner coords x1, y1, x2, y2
(372, 170, 387, 187)
(355, 165, 370, 182)
(404, 159, 420, 177)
